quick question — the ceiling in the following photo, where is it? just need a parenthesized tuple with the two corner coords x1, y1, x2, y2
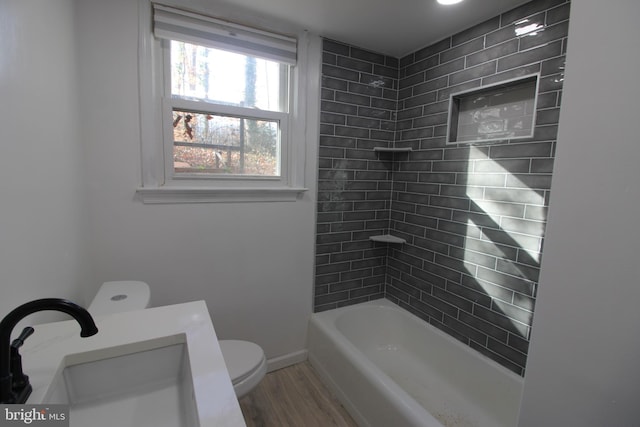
(209, 0, 531, 58)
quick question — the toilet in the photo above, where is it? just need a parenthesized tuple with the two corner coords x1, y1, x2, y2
(88, 280, 267, 399)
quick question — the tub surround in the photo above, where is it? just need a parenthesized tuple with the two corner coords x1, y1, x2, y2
(315, 0, 569, 375)
(21, 301, 245, 427)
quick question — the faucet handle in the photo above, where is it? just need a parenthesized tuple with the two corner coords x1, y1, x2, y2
(11, 327, 34, 350)
(10, 326, 34, 402)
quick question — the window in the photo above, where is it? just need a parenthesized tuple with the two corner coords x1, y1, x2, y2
(136, 2, 318, 203)
(169, 42, 288, 177)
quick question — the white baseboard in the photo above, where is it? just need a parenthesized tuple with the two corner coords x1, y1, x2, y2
(266, 349, 308, 372)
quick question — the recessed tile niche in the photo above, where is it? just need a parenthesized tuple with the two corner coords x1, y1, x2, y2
(446, 74, 540, 144)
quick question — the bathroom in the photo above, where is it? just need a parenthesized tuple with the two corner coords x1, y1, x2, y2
(1, 0, 639, 425)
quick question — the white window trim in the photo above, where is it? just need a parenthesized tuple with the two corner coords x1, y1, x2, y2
(136, 0, 320, 203)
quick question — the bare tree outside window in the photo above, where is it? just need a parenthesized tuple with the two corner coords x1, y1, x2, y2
(170, 41, 285, 176)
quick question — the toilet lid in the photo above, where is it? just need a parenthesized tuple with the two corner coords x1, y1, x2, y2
(219, 340, 265, 384)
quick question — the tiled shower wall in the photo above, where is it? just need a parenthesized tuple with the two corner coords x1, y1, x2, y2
(314, 0, 570, 375)
(315, 43, 399, 308)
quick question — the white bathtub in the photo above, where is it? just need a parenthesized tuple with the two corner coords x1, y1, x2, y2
(308, 299, 523, 427)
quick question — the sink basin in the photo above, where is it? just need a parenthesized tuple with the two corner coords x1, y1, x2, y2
(43, 334, 199, 427)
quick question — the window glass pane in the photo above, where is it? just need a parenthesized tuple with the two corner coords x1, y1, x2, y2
(172, 110, 279, 176)
(170, 41, 287, 112)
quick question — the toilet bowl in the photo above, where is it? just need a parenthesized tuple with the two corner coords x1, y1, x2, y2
(219, 340, 267, 399)
(88, 280, 267, 398)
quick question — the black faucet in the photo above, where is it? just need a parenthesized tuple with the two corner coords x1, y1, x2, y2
(0, 298, 99, 404)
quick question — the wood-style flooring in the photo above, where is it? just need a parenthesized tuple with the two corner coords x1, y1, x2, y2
(239, 361, 359, 427)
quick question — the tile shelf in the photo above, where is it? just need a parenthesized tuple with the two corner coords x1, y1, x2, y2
(369, 234, 406, 244)
(373, 147, 413, 152)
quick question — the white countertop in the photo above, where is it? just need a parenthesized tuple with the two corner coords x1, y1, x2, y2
(21, 300, 246, 427)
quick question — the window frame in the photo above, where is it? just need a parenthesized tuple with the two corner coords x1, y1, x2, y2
(136, 1, 315, 203)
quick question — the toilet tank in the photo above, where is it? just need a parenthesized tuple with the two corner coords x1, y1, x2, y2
(88, 281, 151, 316)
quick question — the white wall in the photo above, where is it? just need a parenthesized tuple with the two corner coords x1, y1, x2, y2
(74, 0, 318, 366)
(0, 0, 316, 368)
(0, 0, 90, 323)
(518, 1, 640, 425)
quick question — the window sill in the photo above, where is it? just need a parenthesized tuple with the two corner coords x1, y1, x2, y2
(135, 186, 308, 204)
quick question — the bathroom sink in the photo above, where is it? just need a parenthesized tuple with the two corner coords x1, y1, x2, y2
(43, 334, 198, 427)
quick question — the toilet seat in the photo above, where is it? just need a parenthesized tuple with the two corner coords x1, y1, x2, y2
(219, 340, 267, 398)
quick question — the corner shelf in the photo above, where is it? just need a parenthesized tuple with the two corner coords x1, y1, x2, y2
(373, 147, 413, 153)
(370, 148, 410, 245)
(369, 234, 406, 244)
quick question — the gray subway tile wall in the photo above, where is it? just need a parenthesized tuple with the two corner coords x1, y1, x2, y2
(315, 40, 399, 309)
(314, 0, 569, 375)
